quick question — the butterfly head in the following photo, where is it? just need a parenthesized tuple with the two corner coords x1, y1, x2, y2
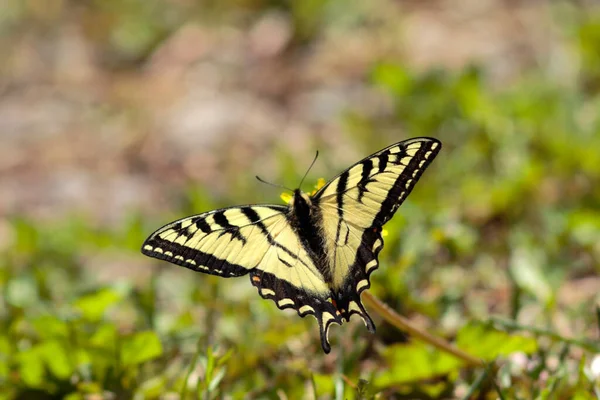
(290, 189, 313, 213)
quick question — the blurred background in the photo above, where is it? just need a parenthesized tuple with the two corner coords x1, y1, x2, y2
(1, 0, 599, 398)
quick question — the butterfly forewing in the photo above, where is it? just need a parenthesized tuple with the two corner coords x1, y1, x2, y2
(313, 137, 441, 324)
(142, 205, 285, 277)
(142, 204, 343, 352)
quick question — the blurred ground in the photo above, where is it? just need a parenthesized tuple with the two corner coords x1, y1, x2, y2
(0, 0, 576, 222)
(1, 0, 599, 398)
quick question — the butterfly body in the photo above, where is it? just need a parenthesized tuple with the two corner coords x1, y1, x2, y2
(142, 137, 441, 353)
(286, 189, 328, 274)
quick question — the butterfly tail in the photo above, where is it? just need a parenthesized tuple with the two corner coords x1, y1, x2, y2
(335, 291, 376, 333)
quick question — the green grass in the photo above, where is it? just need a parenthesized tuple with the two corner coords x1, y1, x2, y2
(1, 2, 600, 399)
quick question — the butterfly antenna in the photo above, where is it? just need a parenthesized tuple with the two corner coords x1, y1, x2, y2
(255, 175, 293, 192)
(299, 150, 319, 189)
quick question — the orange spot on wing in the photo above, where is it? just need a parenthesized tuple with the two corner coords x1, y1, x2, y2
(330, 298, 342, 315)
(252, 276, 261, 284)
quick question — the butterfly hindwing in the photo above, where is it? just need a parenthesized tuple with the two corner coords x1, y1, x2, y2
(250, 268, 343, 353)
(314, 137, 441, 324)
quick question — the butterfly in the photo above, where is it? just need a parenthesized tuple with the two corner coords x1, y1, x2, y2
(141, 137, 441, 353)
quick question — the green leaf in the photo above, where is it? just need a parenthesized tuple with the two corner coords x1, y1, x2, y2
(216, 348, 234, 367)
(76, 381, 103, 394)
(0, 336, 9, 380)
(12, 218, 39, 254)
(371, 62, 411, 97)
(5, 276, 39, 308)
(40, 340, 73, 380)
(135, 376, 167, 398)
(0, 335, 10, 354)
(374, 343, 463, 386)
(457, 322, 538, 361)
(312, 373, 335, 397)
(421, 382, 448, 398)
(208, 368, 226, 392)
(120, 331, 163, 367)
(204, 346, 215, 387)
(31, 315, 69, 339)
(509, 247, 553, 305)
(90, 323, 118, 349)
(74, 288, 122, 321)
(356, 378, 379, 400)
(18, 347, 44, 387)
(122, 213, 146, 252)
(571, 389, 596, 400)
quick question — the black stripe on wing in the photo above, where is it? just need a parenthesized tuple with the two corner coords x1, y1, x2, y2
(141, 205, 287, 278)
(250, 270, 343, 353)
(311, 138, 441, 331)
(333, 226, 383, 327)
(213, 210, 248, 244)
(313, 138, 441, 222)
(374, 138, 441, 226)
(142, 238, 251, 277)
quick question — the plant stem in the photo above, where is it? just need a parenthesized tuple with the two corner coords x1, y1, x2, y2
(461, 368, 488, 400)
(181, 335, 203, 400)
(362, 291, 483, 367)
(335, 344, 344, 400)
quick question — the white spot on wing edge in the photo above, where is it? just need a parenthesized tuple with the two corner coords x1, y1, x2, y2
(299, 305, 314, 314)
(348, 301, 361, 314)
(164, 251, 173, 257)
(143, 245, 153, 251)
(186, 259, 197, 265)
(431, 142, 440, 150)
(261, 288, 275, 297)
(356, 279, 369, 292)
(372, 239, 382, 252)
(174, 255, 184, 261)
(348, 301, 371, 327)
(321, 312, 335, 326)
(366, 259, 378, 272)
(278, 298, 294, 307)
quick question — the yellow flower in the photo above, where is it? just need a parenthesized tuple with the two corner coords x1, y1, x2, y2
(281, 178, 327, 204)
(280, 192, 293, 204)
(310, 178, 327, 195)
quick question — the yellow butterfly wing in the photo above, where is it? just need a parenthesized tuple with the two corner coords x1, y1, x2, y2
(141, 205, 343, 352)
(313, 137, 442, 326)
